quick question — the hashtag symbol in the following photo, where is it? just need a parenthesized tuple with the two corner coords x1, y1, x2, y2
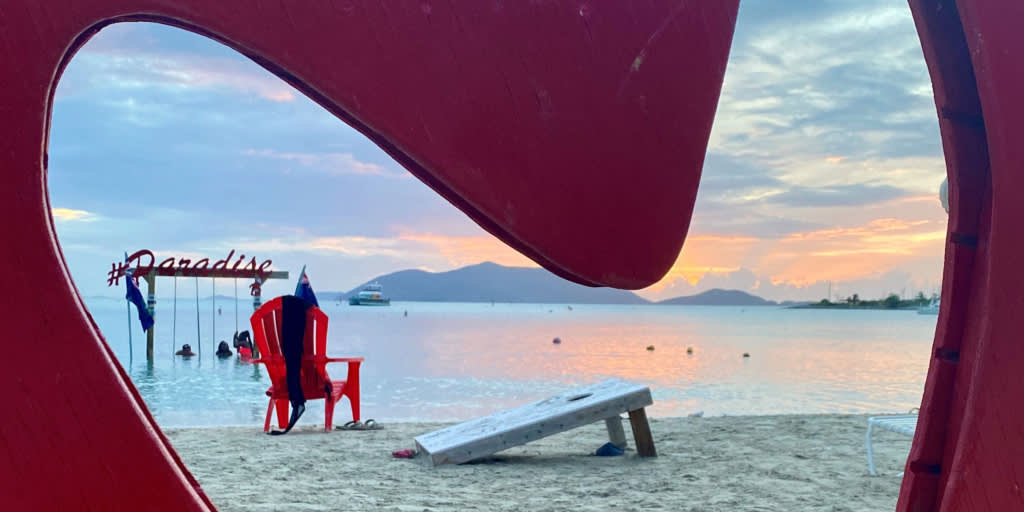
(106, 262, 130, 286)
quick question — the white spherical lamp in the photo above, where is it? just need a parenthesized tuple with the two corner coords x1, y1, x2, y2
(939, 177, 949, 214)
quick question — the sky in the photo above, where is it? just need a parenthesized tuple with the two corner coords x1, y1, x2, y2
(49, 0, 948, 302)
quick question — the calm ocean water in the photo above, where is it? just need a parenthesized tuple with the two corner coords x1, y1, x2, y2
(85, 297, 937, 427)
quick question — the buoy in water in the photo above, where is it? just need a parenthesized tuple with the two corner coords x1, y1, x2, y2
(646, 345, 655, 351)
(553, 337, 562, 344)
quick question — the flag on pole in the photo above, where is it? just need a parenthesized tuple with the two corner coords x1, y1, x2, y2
(125, 267, 154, 331)
(294, 265, 319, 307)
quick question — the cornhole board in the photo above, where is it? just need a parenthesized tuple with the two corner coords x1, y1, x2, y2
(414, 379, 656, 466)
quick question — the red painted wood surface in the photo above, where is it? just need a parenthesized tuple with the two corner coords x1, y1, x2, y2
(0, 1, 737, 510)
(4, 0, 1022, 510)
(900, 1, 1024, 511)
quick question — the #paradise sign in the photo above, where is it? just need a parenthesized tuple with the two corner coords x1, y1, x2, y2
(108, 249, 277, 296)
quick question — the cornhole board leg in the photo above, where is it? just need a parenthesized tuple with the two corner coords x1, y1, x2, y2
(628, 408, 657, 457)
(414, 378, 654, 466)
(605, 416, 628, 449)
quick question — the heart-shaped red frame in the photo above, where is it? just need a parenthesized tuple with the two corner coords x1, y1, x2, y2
(0, 1, 737, 509)
(5, 1, 1023, 511)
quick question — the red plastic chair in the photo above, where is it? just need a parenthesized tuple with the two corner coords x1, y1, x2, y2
(250, 297, 363, 432)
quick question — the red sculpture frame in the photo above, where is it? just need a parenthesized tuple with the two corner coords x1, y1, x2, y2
(0, 1, 1021, 511)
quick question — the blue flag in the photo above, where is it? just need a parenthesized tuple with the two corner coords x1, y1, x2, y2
(125, 269, 154, 331)
(295, 265, 319, 307)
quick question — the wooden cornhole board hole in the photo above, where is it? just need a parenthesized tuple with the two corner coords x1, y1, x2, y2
(414, 379, 656, 466)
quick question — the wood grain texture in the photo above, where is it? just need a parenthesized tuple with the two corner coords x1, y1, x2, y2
(628, 408, 657, 458)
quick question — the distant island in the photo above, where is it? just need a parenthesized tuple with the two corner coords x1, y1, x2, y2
(318, 262, 783, 306)
(656, 288, 777, 306)
(790, 293, 937, 310)
(321, 262, 647, 304)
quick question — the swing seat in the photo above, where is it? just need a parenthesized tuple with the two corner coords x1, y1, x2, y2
(249, 297, 363, 432)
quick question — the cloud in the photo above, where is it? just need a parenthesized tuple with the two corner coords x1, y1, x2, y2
(220, 235, 406, 258)
(783, 218, 936, 243)
(689, 207, 828, 239)
(396, 233, 538, 269)
(641, 213, 945, 301)
(59, 24, 297, 104)
(744, 216, 943, 281)
(709, 0, 942, 194)
(51, 208, 96, 222)
(47, 5, 952, 301)
(214, 231, 536, 270)
(242, 149, 396, 177)
(696, 152, 786, 200)
(763, 183, 911, 207)
(640, 265, 941, 304)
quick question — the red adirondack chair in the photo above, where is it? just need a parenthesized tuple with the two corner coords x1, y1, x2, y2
(250, 296, 363, 432)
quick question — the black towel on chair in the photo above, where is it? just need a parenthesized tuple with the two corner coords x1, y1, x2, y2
(271, 295, 312, 435)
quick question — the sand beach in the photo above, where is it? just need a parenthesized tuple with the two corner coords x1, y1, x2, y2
(168, 414, 911, 512)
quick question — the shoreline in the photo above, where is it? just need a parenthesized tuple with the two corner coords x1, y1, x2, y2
(167, 413, 912, 511)
(787, 304, 922, 310)
(158, 409, 919, 430)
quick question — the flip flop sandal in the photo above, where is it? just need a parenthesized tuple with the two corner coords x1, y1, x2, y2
(338, 420, 362, 430)
(337, 419, 381, 431)
(392, 448, 417, 459)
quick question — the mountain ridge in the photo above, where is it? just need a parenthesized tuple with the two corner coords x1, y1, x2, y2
(656, 288, 777, 306)
(318, 262, 779, 306)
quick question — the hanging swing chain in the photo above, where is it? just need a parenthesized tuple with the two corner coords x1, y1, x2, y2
(172, 275, 178, 358)
(212, 279, 216, 353)
(195, 277, 201, 359)
(234, 278, 239, 337)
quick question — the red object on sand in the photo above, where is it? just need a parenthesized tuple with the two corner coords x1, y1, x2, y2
(1, 1, 1022, 511)
(392, 449, 417, 459)
(250, 297, 362, 433)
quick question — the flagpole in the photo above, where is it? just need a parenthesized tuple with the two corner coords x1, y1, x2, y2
(127, 295, 133, 366)
(125, 251, 133, 366)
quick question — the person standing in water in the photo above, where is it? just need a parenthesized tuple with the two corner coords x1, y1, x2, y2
(215, 341, 232, 358)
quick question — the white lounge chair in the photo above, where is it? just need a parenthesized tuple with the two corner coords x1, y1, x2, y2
(866, 414, 919, 476)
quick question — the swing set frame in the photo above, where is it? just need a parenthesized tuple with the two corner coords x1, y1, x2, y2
(109, 249, 289, 362)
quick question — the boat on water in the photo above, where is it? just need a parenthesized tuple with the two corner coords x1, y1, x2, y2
(348, 282, 391, 306)
(918, 298, 940, 315)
